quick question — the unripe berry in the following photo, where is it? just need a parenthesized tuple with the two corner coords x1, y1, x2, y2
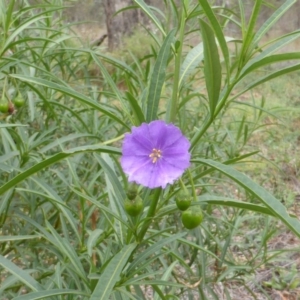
(175, 190, 192, 211)
(181, 207, 203, 229)
(124, 196, 143, 217)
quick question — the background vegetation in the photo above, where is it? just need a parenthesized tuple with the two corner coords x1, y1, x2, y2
(1, 0, 300, 299)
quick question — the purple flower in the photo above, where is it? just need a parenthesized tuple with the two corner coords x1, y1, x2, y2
(121, 120, 191, 189)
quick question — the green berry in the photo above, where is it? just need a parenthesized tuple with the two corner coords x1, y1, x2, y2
(124, 196, 143, 217)
(175, 190, 192, 211)
(181, 207, 203, 229)
(0, 101, 9, 113)
(13, 93, 25, 107)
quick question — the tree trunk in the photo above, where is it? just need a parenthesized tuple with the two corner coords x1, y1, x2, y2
(104, 0, 140, 51)
(103, 0, 162, 51)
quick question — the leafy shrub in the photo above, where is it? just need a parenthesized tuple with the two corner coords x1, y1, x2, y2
(1, 0, 300, 299)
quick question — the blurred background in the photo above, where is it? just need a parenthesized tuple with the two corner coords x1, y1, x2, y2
(21, 0, 300, 50)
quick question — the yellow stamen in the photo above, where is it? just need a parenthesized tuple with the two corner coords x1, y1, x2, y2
(149, 148, 162, 163)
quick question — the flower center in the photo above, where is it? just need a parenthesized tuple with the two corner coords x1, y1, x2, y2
(149, 148, 162, 164)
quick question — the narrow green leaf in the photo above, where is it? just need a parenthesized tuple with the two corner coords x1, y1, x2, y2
(238, 0, 246, 36)
(70, 187, 129, 227)
(131, 280, 185, 288)
(191, 150, 259, 178)
(87, 229, 103, 257)
(197, 196, 275, 216)
(0, 190, 13, 224)
(95, 153, 127, 243)
(125, 92, 145, 125)
(146, 29, 175, 122)
(199, 20, 222, 117)
(1, 7, 64, 55)
(154, 261, 178, 300)
(0, 145, 120, 196)
(199, 0, 230, 75)
(13, 289, 89, 300)
(127, 232, 186, 272)
(252, 0, 296, 47)
(179, 43, 204, 88)
(195, 158, 300, 237)
(124, 271, 162, 285)
(114, 287, 140, 300)
(0, 151, 19, 164)
(16, 187, 73, 212)
(0, 255, 44, 292)
(178, 237, 221, 261)
(235, 63, 300, 99)
(39, 133, 100, 153)
(4, 0, 15, 34)
(0, 235, 40, 242)
(240, 52, 300, 79)
(241, 0, 263, 51)
(10, 75, 130, 129)
(16, 212, 58, 246)
(0, 163, 13, 173)
(46, 100, 89, 131)
(180, 37, 234, 88)
(241, 30, 300, 73)
(90, 243, 137, 300)
(0, 124, 27, 128)
(95, 154, 126, 212)
(91, 50, 139, 82)
(46, 221, 87, 281)
(28, 178, 81, 242)
(90, 52, 133, 123)
(133, 0, 166, 36)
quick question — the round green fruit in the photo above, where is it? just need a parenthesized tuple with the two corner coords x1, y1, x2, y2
(181, 207, 203, 229)
(175, 190, 192, 211)
(13, 93, 25, 107)
(124, 196, 143, 217)
(0, 101, 9, 113)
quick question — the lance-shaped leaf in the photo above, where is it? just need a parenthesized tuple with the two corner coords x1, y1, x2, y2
(195, 158, 300, 238)
(90, 243, 137, 300)
(179, 42, 204, 88)
(0, 255, 43, 292)
(0, 145, 120, 196)
(133, 0, 166, 36)
(200, 20, 221, 118)
(146, 30, 175, 122)
(199, 0, 230, 76)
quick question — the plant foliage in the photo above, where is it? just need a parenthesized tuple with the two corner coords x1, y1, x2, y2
(1, 0, 300, 299)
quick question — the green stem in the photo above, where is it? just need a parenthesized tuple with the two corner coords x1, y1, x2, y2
(2, 77, 7, 99)
(79, 196, 85, 247)
(179, 178, 187, 192)
(187, 169, 197, 202)
(137, 188, 161, 242)
(103, 134, 124, 145)
(190, 79, 237, 150)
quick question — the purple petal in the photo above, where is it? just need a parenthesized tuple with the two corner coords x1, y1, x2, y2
(148, 120, 188, 150)
(122, 135, 150, 156)
(121, 120, 191, 189)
